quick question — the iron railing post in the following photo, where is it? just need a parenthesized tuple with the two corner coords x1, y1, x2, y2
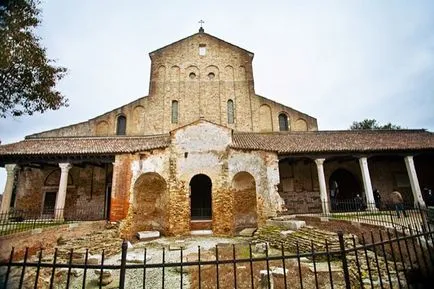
(119, 239, 128, 289)
(338, 231, 351, 289)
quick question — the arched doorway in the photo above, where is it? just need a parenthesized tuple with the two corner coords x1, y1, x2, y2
(190, 174, 212, 220)
(329, 168, 362, 211)
(132, 172, 167, 233)
(232, 172, 257, 231)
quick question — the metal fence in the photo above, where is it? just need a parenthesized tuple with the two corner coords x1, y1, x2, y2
(1, 228, 433, 288)
(322, 200, 430, 232)
(0, 208, 105, 236)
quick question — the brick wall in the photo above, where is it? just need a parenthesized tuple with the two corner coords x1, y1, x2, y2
(29, 32, 317, 138)
(14, 165, 110, 219)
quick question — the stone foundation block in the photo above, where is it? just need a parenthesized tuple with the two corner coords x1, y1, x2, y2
(238, 227, 257, 237)
(136, 231, 160, 240)
(266, 219, 306, 230)
(279, 230, 294, 237)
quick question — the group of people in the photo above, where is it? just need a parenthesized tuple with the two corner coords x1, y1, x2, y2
(353, 188, 408, 218)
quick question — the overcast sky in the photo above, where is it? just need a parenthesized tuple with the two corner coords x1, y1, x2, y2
(1, 0, 434, 191)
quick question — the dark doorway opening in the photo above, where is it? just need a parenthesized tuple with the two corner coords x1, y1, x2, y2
(43, 192, 57, 216)
(329, 169, 362, 211)
(190, 174, 212, 220)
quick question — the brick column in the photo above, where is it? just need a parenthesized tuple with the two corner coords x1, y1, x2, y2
(54, 163, 72, 220)
(404, 155, 426, 208)
(358, 157, 376, 211)
(0, 164, 18, 214)
(314, 158, 329, 214)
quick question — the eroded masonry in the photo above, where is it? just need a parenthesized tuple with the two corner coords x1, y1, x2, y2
(1, 28, 434, 238)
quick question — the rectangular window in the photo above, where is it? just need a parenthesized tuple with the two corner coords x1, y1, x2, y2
(171, 100, 179, 123)
(199, 44, 206, 56)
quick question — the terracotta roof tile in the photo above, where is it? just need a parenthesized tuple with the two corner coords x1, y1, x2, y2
(232, 130, 434, 154)
(0, 135, 170, 156)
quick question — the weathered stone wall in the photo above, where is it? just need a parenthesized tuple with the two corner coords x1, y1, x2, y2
(171, 121, 233, 235)
(229, 149, 283, 225)
(367, 157, 413, 204)
(253, 96, 317, 132)
(116, 121, 284, 237)
(28, 32, 317, 138)
(119, 148, 170, 238)
(14, 165, 110, 219)
(278, 156, 422, 213)
(232, 172, 257, 231)
(278, 159, 322, 214)
(110, 154, 135, 221)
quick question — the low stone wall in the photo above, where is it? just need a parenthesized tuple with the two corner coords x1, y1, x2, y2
(279, 190, 322, 214)
(0, 221, 108, 262)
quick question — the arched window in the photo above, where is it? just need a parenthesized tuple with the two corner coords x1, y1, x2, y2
(227, 99, 234, 124)
(171, 100, 178, 124)
(278, 113, 289, 131)
(116, 115, 126, 135)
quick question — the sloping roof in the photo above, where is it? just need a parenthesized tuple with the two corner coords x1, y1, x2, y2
(149, 31, 254, 56)
(2, 129, 434, 159)
(0, 135, 170, 156)
(232, 130, 434, 155)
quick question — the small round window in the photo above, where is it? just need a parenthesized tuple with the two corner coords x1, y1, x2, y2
(189, 72, 196, 79)
(208, 72, 215, 80)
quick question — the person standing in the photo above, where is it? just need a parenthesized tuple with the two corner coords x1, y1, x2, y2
(374, 189, 382, 209)
(391, 190, 407, 218)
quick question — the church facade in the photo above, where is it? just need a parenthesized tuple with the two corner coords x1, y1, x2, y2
(1, 29, 434, 238)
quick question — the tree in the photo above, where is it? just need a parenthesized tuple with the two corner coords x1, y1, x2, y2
(350, 119, 402, 130)
(0, 0, 68, 118)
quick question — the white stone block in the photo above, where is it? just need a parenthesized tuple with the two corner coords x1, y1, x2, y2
(255, 242, 267, 253)
(31, 228, 42, 234)
(94, 269, 112, 278)
(190, 230, 212, 236)
(279, 230, 294, 237)
(271, 267, 288, 277)
(266, 219, 306, 230)
(238, 227, 257, 237)
(136, 231, 160, 240)
(260, 270, 274, 289)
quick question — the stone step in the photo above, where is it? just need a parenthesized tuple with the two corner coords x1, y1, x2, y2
(136, 231, 160, 240)
(190, 230, 213, 236)
(190, 220, 212, 230)
(255, 224, 355, 254)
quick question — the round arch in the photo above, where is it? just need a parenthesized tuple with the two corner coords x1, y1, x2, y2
(132, 172, 167, 233)
(278, 112, 290, 131)
(44, 169, 73, 186)
(190, 174, 212, 220)
(329, 168, 362, 210)
(232, 171, 257, 231)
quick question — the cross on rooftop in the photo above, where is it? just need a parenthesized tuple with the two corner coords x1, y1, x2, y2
(198, 20, 205, 32)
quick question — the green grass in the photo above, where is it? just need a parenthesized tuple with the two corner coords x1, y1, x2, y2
(0, 221, 66, 236)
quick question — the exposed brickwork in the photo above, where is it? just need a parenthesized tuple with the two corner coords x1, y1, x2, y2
(110, 154, 135, 221)
(278, 156, 434, 213)
(27, 32, 317, 138)
(14, 165, 110, 219)
(4, 31, 434, 242)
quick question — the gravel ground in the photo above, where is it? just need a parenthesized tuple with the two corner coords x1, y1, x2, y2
(67, 235, 252, 289)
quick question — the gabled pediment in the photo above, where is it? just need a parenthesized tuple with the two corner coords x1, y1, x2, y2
(149, 30, 254, 59)
(170, 118, 232, 152)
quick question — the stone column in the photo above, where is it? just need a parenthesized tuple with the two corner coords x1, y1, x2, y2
(358, 157, 376, 211)
(404, 155, 426, 208)
(54, 163, 72, 220)
(0, 164, 18, 214)
(314, 158, 329, 214)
